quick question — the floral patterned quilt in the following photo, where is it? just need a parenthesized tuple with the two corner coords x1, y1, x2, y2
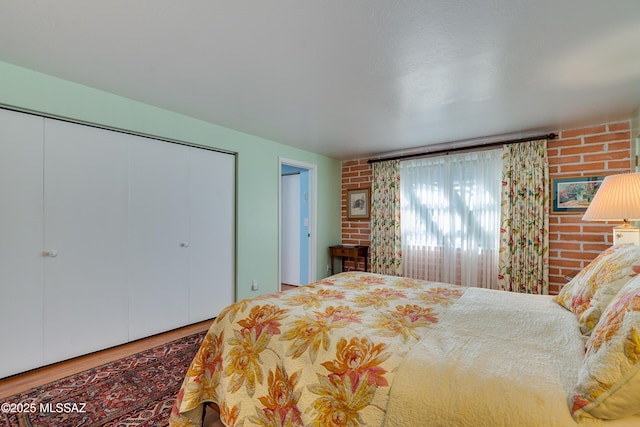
(169, 272, 465, 426)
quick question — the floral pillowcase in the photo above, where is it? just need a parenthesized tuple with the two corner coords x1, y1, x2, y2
(570, 274, 640, 419)
(555, 244, 640, 335)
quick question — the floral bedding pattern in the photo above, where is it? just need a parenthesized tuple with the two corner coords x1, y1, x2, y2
(555, 244, 640, 336)
(571, 274, 640, 420)
(169, 272, 465, 427)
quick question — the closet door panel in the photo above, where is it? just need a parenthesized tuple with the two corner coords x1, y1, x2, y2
(188, 149, 235, 322)
(128, 138, 190, 340)
(0, 110, 45, 378)
(43, 119, 129, 363)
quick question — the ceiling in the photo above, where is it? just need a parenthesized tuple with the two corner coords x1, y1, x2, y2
(1, 1, 639, 160)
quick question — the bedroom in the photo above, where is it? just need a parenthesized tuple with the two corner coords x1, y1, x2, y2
(1, 1, 640, 426)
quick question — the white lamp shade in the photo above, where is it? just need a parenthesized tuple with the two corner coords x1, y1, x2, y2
(582, 173, 640, 222)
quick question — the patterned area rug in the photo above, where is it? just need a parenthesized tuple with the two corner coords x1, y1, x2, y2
(1, 331, 205, 427)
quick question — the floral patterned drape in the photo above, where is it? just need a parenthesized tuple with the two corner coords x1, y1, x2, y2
(370, 160, 402, 275)
(498, 139, 549, 294)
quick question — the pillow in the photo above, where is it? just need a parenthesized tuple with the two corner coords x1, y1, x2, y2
(555, 244, 640, 335)
(570, 275, 640, 420)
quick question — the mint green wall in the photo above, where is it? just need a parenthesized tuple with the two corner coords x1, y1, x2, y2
(0, 61, 342, 301)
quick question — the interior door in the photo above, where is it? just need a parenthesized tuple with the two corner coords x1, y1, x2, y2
(0, 109, 45, 377)
(43, 119, 129, 363)
(188, 148, 235, 322)
(128, 137, 190, 340)
(281, 173, 301, 285)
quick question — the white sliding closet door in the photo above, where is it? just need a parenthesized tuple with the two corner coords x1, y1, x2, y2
(0, 107, 236, 378)
(0, 110, 45, 377)
(43, 119, 129, 363)
(189, 149, 235, 322)
(128, 138, 190, 340)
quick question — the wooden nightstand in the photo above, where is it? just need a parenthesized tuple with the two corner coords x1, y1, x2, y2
(329, 245, 369, 275)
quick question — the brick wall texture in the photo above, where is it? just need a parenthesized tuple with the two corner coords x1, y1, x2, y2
(341, 120, 632, 294)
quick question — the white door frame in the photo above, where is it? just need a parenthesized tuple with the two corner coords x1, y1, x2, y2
(278, 158, 317, 286)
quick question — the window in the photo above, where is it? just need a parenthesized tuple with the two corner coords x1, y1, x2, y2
(400, 149, 502, 288)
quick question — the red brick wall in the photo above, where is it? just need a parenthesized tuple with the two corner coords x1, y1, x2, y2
(340, 120, 632, 293)
(548, 121, 631, 294)
(341, 159, 372, 272)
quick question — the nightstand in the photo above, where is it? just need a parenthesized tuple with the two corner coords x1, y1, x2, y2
(329, 245, 369, 275)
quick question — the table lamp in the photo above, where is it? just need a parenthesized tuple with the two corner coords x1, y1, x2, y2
(582, 173, 640, 245)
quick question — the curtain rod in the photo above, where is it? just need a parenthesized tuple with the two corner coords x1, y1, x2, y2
(367, 132, 557, 164)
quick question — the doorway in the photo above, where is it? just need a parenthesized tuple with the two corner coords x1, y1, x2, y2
(279, 159, 317, 287)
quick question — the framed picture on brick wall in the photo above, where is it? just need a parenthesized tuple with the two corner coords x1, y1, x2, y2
(552, 175, 606, 213)
(347, 187, 370, 219)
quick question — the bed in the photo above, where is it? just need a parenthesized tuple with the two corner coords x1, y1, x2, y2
(169, 245, 640, 426)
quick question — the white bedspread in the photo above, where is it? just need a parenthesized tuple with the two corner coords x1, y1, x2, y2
(383, 287, 640, 427)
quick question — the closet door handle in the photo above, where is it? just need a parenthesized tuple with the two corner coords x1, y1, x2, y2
(180, 242, 190, 248)
(44, 249, 58, 257)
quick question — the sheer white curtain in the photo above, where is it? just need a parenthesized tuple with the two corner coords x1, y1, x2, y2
(400, 149, 503, 288)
